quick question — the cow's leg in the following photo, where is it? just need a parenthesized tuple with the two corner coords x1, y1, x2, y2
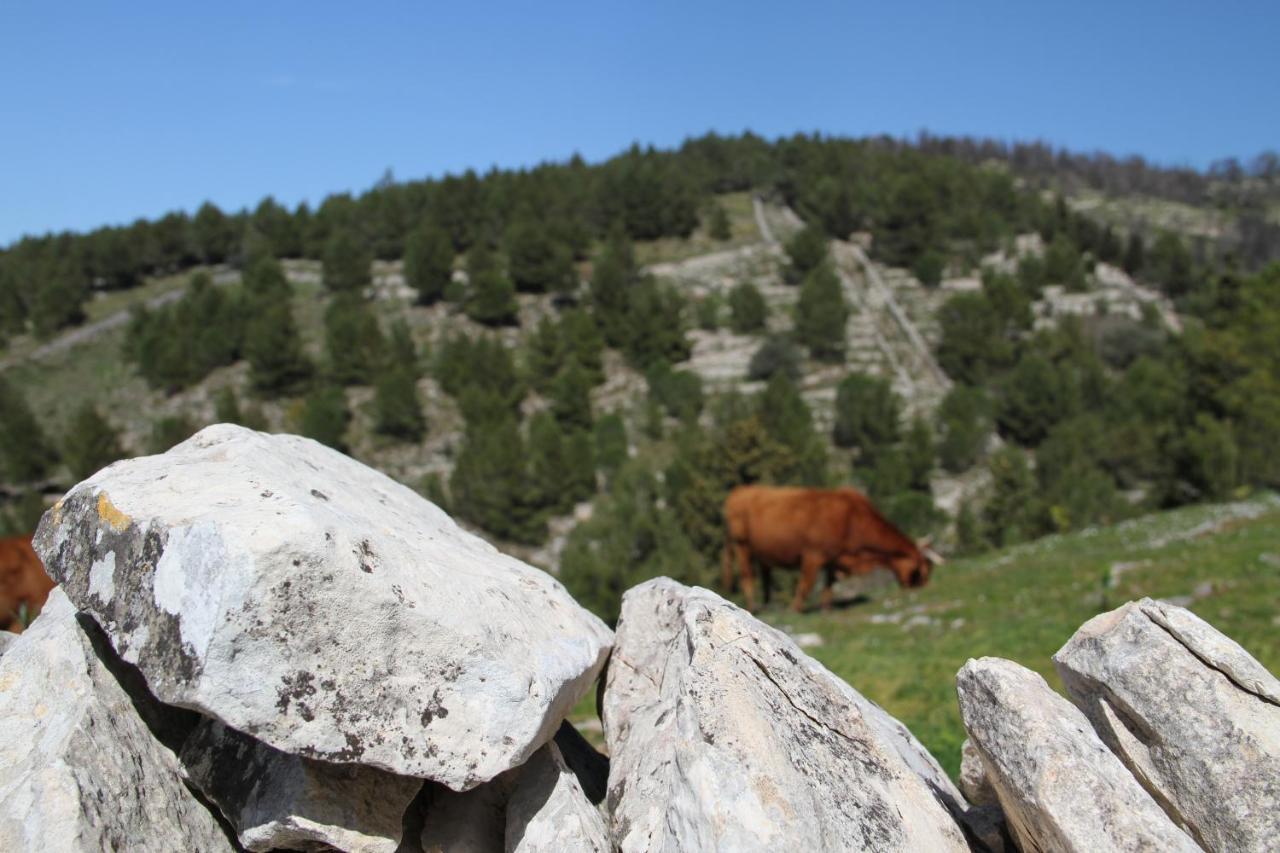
(735, 543, 758, 612)
(790, 550, 823, 613)
(820, 564, 837, 612)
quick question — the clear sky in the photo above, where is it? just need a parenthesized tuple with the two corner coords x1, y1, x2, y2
(2, 1, 1276, 245)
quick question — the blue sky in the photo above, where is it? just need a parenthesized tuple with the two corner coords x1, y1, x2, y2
(2, 1, 1276, 245)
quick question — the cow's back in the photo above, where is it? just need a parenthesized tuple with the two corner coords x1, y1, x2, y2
(724, 485, 855, 565)
(0, 534, 55, 633)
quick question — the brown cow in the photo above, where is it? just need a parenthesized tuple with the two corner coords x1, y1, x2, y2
(722, 485, 941, 613)
(0, 535, 56, 634)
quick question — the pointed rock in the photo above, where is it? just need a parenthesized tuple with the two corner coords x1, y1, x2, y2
(1054, 598, 1280, 851)
(0, 589, 234, 852)
(35, 425, 612, 790)
(603, 578, 970, 852)
(956, 657, 1199, 853)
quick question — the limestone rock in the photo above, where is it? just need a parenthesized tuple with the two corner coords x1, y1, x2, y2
(956, 657, 1199, 853)
(181, 717, 423, 852)
(35, 425, 613, 790)
(0, 589, 234, 852)
(959, 737, 997, 807)
(504, 739, 609, 853)
(1054, 598, 1280, 851)
(0, 632, 14, 656)
(602, 578, 970, 853)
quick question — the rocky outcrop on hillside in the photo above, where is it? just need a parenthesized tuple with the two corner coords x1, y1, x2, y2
(1, 425, 1275, 851)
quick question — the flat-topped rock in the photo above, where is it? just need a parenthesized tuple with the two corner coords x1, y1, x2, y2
(35, 424, 612, 790)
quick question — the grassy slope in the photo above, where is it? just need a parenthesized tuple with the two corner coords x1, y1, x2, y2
(568, 494, 1280, 771)
(750, 494, 1280, 777)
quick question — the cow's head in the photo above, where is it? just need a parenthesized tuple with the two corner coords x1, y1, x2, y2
(898, 538, 944, 589)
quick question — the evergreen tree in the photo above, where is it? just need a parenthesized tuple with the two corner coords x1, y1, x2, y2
(192, 202, 237, 264)
(748, 335, 802, 381)
(936, 292, 1014, 384)
(506, 214, 577, 295)
(590, 232, 636, 347)
(449, 414, 546, 544)
(728, 282, 767, 333)
(245, 284, 312, 397)
(149, 414, 198, 454)
(832, 373, 901, 457)
(299, 386, 350, 452)
(756, 373, 828, 484)
(980, 446, 1041, 547)
(1147, 232, 1197, 298)
(646, 362, 704, 422)
(795, 263, 847, 361)
(593, 413, 629, 474)
(620, 279, 691, 369)
(0, 377, 57, 483)
(1123, 232, 1146, 277)
(912, 248, 946, 287)
(996, 353, 1079, 446)
(902, 416, 935, 491)
(1044, 233, 1087, 291)
(373, 367, 426, 441)
(707, 202, 732, 241)
(464, 243, 519, 326)
(784, 226, 829, 284)
(322, 229, 372, 294)
(936, 385, 991, 473)
(213, 387, 267, 431)
(324, 294, 386, 385)
(63, 404, 126, 481)
(549, 360, 594, 431)
(403, 223, 454, 305)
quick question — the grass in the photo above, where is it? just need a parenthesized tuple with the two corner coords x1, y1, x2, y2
(632, 191, 761, 266)
(569, 494, 1280, 776)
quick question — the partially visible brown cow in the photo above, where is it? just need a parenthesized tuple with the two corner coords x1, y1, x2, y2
(722, 485, 941, 613)
(0, 534, 56, 633)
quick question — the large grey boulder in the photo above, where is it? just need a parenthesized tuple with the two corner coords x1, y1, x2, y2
(1054, 598, 1280, 851)
(34, 424, 612, 790)
(956, 657, 1199, 853)
(180, 717, 423, 852)
(0, 589, 234, 852)
(602, 578, 970, 853)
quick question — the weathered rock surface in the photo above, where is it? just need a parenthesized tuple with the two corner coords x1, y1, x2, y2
(956, 657, 1199, 853)
(0, 631, 15, 656)
(1054, 598, 1280, 851)
(504, 740, 609, 852)
(181, 717, 423, 852)
(603, 578, 970, 852)
(959, 737, 997, 807)
(416, 723, 610, 853)
(34, 424, 613, 790)
(0, 589, 234, 852)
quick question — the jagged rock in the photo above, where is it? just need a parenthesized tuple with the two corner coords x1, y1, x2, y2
(417, 724, 610, 853)
(504, 739, 609, 852)
(0, 632, 15, 656)
(180, 717, 423, 852)
(0, 589, 234, 852)
(956, 657, 1199, 853)
(602, 578, 970, 852)
(1054, 598, 1280, 851)
(34, 425, 612, 790)
(959, 737, 997, 807)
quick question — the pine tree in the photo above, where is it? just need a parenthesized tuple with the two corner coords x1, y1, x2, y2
(404, 223, 454, 305)
(373, 367, 426, 441)
(322, 229, 372, 294)
(707, 202, 731, 241)
(149, 414, 198, 454)
(936, 385, 991, 473)
(325, 294, 386, 385)
(589, 232, 636, 347)
(527, 413, 575, 515)
(833, 373, 901, 457)
(63, 404, 126, 481)
(299, 386, 350, 452)
(464, 243, 518, 326)
(756, 374, 828, 484)
(449, 415, 546, 544)
(728, 282, 767, 333)
(506, 214, 577, 295)
(550, 360, 594, 431)
(784, 226, 829, 284)
(0, 377, 57, 483)
(593, 413, 629, 474)
(795, 263, 847, 361)
(245, 291, 312, 396)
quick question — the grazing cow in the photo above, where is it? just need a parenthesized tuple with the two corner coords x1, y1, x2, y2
(722, 485, 941, 613)
(0, 534, 56, 634)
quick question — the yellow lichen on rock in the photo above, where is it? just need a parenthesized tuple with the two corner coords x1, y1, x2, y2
(96, 493, 131, 532)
